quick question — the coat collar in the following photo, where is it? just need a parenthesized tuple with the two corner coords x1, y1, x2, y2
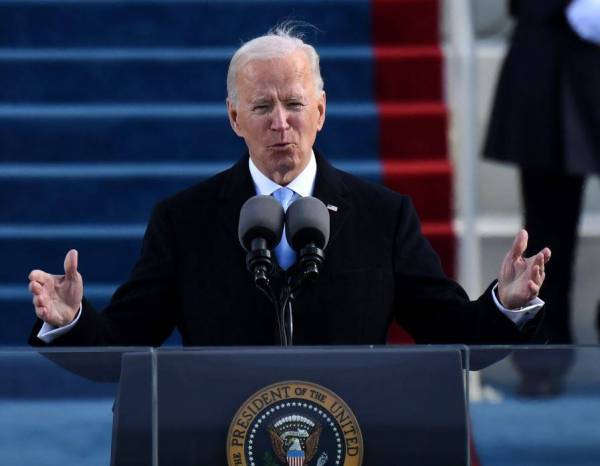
(216, 154, 255, 245)
(217, 150, 352, 249)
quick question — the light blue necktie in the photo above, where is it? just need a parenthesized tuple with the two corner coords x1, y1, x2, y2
(272, 187, 297, 270)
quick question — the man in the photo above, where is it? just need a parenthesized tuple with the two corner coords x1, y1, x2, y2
(28, 26, 550, 347)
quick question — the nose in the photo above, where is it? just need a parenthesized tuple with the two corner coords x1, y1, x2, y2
(270, 104, 290, 132)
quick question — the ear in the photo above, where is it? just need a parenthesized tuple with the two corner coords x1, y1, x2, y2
(316, 91, 326, 132)
(226, 98, 244, 137)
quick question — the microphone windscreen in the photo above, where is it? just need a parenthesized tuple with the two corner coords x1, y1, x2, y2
(285, 196, 330, 251)
(238, 195, 285, 251)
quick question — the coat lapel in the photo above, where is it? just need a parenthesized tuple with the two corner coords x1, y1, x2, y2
(312, 151, 352, 249)
(216, 154, 256, 242)
(216, 151, 352, 250)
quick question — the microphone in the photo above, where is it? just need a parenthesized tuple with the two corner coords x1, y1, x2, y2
(285, 196, 330, 281)
(278, 196, 330, 346)
(238, 195, 284, 286)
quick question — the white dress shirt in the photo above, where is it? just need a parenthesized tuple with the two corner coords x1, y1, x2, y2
(249, 151, 317, 269)
(248, 151, 316, 199)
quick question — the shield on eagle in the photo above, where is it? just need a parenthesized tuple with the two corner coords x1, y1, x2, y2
(286, 440, 305, 466)
(268, 416, 322, 466)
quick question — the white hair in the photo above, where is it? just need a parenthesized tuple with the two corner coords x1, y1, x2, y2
(226, 23, 324, 105)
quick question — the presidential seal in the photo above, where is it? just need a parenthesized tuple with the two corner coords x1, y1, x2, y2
(227, 381, 363, 466)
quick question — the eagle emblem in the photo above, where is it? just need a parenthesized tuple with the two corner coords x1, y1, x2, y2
(268, 415, 323, 465)
(226, 381, 363, 466)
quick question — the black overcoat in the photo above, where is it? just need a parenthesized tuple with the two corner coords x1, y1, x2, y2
(30, 153, 537, 346)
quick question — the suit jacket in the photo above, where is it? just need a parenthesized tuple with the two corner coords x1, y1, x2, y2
(485, 0, 600, 174)
(30, 152, 537, 346)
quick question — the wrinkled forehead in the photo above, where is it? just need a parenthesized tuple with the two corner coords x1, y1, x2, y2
(236, 52, 315, 97)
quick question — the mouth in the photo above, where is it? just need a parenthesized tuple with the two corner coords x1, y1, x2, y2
(269, 142, 295, 149)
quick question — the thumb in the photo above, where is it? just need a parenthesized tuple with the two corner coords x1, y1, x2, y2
(64, 249, 79, 279)
(508, 229, 528, 260)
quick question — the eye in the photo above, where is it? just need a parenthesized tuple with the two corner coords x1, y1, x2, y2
(287, 102, 304, 109)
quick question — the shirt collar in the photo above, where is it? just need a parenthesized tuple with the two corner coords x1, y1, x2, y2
(248, 151, 317, 198)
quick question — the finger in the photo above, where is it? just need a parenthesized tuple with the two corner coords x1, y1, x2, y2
(530, 263, 539, 280)
(540, 268, 546, 284)
(531, 264, 544, 285)
(64, 249, 79, 279)
(33, 294, 45, 309)
(532, 251, 546, 268)
(28, 269, 53, 284)
(541, 247, 551, 263)
(528, 280, 540, 296)
(36, 306, 49, 320)
(508, 229, 528, 260)
(29, 281, 44, 295)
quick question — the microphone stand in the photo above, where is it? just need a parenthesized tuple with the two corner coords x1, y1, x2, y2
(247, 241, 325, 347)
(279, 286, 293, 346)
(246, 239, 287, 345)
(279, 243, 326, 346)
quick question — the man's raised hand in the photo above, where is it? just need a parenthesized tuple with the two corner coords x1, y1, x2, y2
(498, 229, 551, 309)
(28, 249, 83, 327)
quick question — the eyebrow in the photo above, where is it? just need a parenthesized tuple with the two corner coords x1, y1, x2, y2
(249, 97, 272, 105)
(282, 94, 305, 101)
(248, 93, 306, 106)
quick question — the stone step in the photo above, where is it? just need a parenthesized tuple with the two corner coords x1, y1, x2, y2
(0, 160, 453, 225)
(0, 103, 374, 162)
(0, 0, 439, 48)
(0, 46, 444, 104)
(0, 102, 450, 162)
(0, 0, 373, 47)
(0, 47, 374, 103)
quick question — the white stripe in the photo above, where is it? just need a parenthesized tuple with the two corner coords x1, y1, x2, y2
(0, 224, 145, 238)
(0, 163, 230, 178)
(0, 46, 371, 60)
(0, 102, 374, 118)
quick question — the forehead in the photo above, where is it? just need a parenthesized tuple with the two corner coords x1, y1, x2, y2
(236, 51, 314, 98)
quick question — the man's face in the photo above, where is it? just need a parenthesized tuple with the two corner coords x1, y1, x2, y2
(227, 50, 326, 185)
